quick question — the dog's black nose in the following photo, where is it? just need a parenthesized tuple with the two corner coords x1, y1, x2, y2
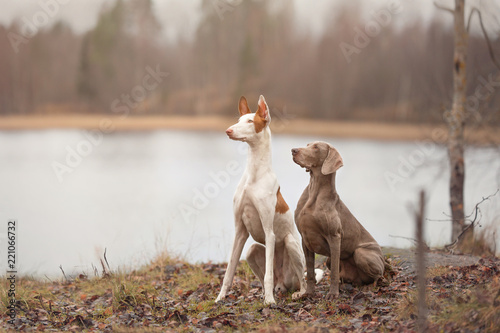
(291, 148, 299, 156)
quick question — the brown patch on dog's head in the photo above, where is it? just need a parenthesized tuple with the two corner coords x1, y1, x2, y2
(275, 187, 289, 214)
(254, 95, 269, 133)
(254, 112, 267, 133)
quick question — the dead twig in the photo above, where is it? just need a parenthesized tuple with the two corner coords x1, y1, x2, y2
(467, 7, 500, 71)
(100, 248, 112, 277)
(434, 1, 454, 14)
(104, 247, 111, 271)
(416, 190, 428, 333)
(388, 234, 431, 251)
(444, 189, 499, 252)
(59, 265, 68, 282)
(429, 189, 499, 222)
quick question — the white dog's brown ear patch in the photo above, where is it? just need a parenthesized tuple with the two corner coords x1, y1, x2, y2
(275, 187, 289, 214)
(239, 96, 251, 116)
(321, 146, 343, 175)
(254, 95, 269, 133)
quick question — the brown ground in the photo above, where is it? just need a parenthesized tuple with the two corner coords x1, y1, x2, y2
(1, 115, 499, 144)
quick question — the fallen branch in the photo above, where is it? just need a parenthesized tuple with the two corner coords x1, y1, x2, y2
(389, 234, 430, 251)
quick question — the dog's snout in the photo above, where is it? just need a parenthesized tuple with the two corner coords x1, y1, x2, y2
(226, 128, 233, 136)
(291, 148, 299, 156)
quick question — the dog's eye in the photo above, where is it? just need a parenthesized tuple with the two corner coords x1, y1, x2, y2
(247, 119, 253, 123)
(313, 145, 318, 149)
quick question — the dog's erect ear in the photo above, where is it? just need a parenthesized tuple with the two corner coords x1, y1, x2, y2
(239, 96, 251, 116)
(256, 95, 271, 123)
(321, 145, 343, 175)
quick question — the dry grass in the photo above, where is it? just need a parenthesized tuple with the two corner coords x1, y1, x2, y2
(429, 278, 500, 332)
(2, 250, 498, 332)
(396, 263, 500, 333)
(458, 224, 498, 256)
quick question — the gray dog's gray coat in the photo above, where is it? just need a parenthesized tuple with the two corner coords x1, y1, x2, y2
(292, 141, 385, 300)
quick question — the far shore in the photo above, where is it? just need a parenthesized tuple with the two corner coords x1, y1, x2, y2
(0, 115, 498, 145)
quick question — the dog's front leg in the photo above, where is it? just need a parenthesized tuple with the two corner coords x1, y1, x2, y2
(216, 225, 249, 303)
(303, 242, 316, 296)
(327, 233, 341, 300)
(258, 208, 276, 305)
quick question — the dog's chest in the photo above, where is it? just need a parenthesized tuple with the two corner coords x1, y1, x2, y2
(234, 192, 266, 244)
(297, 208, 342, 253)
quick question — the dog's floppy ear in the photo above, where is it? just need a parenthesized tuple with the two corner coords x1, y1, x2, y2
(256, 95, 271, 123)
(239, 96, 251, 116)
(321, 145, 343, 175)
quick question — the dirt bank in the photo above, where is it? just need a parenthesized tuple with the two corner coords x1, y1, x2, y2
(382, 247, 483, 276)
(1, 115, 499, 144)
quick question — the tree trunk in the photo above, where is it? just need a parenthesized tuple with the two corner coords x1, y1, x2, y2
(447, 0, 468, 244)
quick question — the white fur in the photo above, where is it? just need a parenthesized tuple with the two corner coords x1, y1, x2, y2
(304, 269, 324, 284)
(216, 95, 306, 305)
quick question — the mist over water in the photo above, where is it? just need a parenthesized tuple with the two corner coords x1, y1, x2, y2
(0, 130, 499, 277)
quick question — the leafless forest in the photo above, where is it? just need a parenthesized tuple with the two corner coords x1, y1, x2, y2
(1, 0, 499, 124)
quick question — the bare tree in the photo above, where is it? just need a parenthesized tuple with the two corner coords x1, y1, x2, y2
(447, 0, 469, 245)
(436, 0, 499, 250)
(435, 0, 469, 245)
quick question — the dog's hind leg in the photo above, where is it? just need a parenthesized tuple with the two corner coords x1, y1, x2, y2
(283, 234, 306, 299)
(339, 257, 362, 285)
(352, 246, 385, 285)
(246, 243, 265, 287)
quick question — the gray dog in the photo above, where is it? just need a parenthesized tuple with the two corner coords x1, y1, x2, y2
(292, 141, 385, 300)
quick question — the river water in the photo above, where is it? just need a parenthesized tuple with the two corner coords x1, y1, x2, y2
(0, 129, 498, 277)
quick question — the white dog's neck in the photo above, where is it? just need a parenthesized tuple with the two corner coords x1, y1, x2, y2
(246, 128, 272, 176)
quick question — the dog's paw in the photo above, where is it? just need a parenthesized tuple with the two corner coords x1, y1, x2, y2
(325, 291, 339, 301)
(263, 296, 276, 305)
(274, 282, 287, 294)
(215, 294, 225, 303)
(292, 290, 306, 300)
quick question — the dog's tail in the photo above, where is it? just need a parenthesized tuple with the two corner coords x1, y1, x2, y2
(304, 269, 325, 284)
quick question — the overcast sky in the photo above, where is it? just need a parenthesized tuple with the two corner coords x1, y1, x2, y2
(0, 0, 492, 41)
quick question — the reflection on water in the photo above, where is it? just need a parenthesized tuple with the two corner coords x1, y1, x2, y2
(0, 130, 498, 277)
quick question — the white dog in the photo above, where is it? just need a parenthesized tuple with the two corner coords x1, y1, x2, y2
(215, 95, 306, 305)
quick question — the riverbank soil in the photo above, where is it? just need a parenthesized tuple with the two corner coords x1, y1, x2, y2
(1, 115, 499, 144)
